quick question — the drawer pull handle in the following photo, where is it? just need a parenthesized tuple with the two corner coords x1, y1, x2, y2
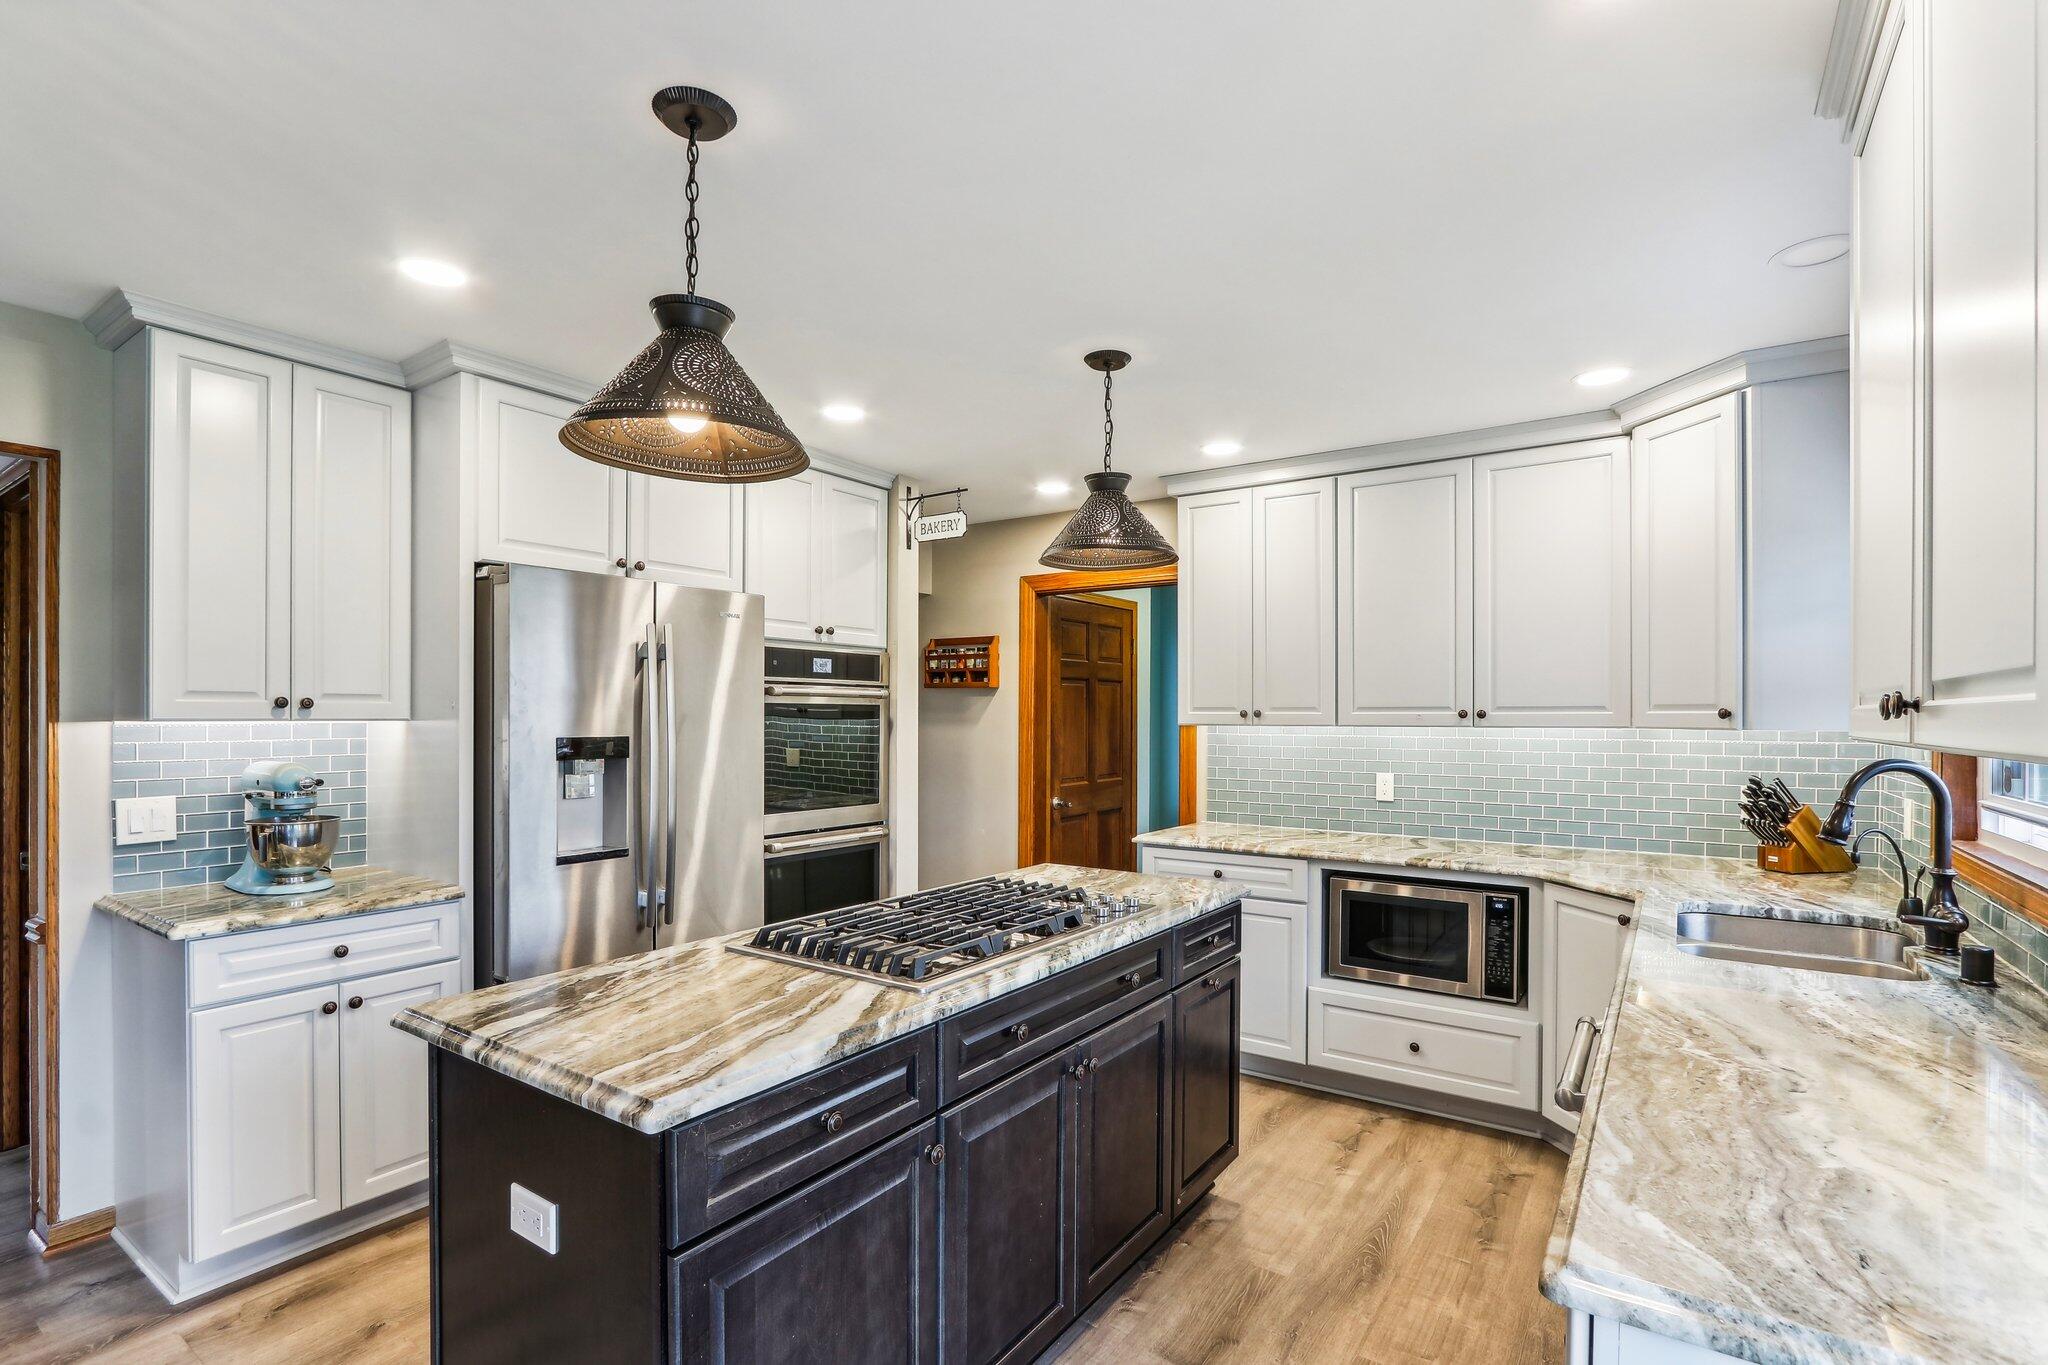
(332, 945, 349, 959)
(820, 1109, 846, 1134)
(1408, 1041, 1420, 1054)
(1006, 1022, 1032, 1044)
(347, 996, 363, 1010)
(1118, 971, 1143, 988)
(1066, 1057, 1095, 1078)
(924, 1143, 945, 1166)
(1189, 931, 1230, 953)
(321, 1001, 337, 1016)
(1554, 1017, 1601, 1114)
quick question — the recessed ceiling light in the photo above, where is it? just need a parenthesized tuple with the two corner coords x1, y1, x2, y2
(1035, 479, 1072, 497)
(820, 403, 866, 423)
(1202, 439, 1243, 459)
(396, 257, 468, 288)
(1574, 366, 1632, 388)
(1769, 234, 1851, 268)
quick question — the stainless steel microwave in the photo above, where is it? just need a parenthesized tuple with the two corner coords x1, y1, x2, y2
(1324, 872, 1527, 1003)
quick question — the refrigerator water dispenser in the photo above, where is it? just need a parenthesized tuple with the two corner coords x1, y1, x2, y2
(554, 736, 630, 863)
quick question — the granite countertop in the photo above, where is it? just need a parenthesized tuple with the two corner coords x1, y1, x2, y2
(1136, 822, 2048, 1365)
(97, 864, 466, 941)
(393, 864, 1243, 1136)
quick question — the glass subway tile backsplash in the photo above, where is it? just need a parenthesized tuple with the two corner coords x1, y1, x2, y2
(109, 720, 369, 895)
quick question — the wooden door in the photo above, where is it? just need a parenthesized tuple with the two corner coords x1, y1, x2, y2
(145, 331, 294, 718)
(743, 466, 818, 642)
(0, 479, 27, 1152)
(1630, 395, 1742, 729)
(339, 959, 458, 1207)
(1542, 891, 1632, 1133)
(627, 475, 743, 590)
(815, 474, 888, 648)
(1473, 441, 1632, 727)
(1073, 994, 1174, 1304)
(1172, 960, 1240, 1216)
(289, 366, 412, 720)
(1250, 477, 1337, 724)
(1044, 595, 1137, 870)
(938, 1047, 1077, 1365)
(475, 378, 627, 575)
(1337, 461, 1472, 725)
(1176, 488, 1254, 723)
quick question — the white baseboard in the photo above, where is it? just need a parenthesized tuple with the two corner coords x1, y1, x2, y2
(113, 1189, 427, 1306)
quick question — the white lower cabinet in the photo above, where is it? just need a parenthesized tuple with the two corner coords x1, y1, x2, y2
(1573, 1311, 1749, 1364)
(1307, 986, 1541, 1110)
(340, 959, 464, 1205)
(1542, 889, 1634, 1131)
(1238, 895, 1308, 1064)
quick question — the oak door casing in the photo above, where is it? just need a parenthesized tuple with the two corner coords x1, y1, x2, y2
(0, 482, 26, 1150)
(1045, 595, 1138, 871)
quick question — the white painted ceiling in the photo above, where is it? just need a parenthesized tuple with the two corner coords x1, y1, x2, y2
(0, 1, 1848, 520)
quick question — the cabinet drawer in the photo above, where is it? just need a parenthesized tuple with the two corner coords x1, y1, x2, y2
(665, 1030, 938, 1247)
(939, 936, 1169, 1103)
(1173, 907, 1242, 986)
(1307, 987, 1539, 1110)
(1140, 848, 1307, 902)
(187, 901, 461, 1008)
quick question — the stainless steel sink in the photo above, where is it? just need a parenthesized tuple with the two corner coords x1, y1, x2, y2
(1674, 910, 1927, 981)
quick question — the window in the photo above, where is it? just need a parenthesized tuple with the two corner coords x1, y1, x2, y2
(1981, 758, 2048, 864)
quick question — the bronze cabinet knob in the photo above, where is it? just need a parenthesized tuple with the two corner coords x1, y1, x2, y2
(272, 696, 289, 709)
(825, 626, 836, 635)
(925, 1143, 946, 1165)
(1618, 914, 1632, 927)
(820, 1109, 845, 1133)
(1238, 709, 1248, 719)
(1202, 976, 1220, 989)
(615, 557, 629, 569)
(1007, 1022, 1031, 1044)
(1212, 869, 1224, 878)
(1119, 971, 1142, 987)
(298, 697, 314, 710)
(1251, 709, 1262, 719)
(321, 1001, 338, 1016)
(1408, 1041, 1420, 1054)
(332, 944, 349, 958)
(347, 996, 363, 1010)
(633, 560, 646, 572)
(1475, 708, 1488, 719)
(1717, 707, 1733, 720)
(1457, 708, 1469, 719)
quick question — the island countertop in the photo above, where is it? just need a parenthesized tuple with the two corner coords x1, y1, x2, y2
(393, 863, 1244, 1136)
(96, 864, 465, 941)
(1136, 822, 2048, 1365)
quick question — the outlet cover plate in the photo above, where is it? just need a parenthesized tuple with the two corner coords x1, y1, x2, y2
(114, 794, 180, 846)
(1375, 772, 1395, 803)
(509, 1182, 558, 1254)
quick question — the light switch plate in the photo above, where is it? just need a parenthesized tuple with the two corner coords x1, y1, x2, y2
(1375, 772, 1395, 803)
(114, 795, 180, 846)
(509, 1182, 558, 1254)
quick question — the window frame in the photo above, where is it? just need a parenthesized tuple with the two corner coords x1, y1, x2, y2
(1937, 752, 2048, 931)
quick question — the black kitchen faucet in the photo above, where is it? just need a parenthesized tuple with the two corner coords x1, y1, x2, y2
(1818, 758, 1969, 954)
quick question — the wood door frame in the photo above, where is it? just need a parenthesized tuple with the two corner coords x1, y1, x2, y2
(1017, 565, 1193, 865)
(0, 440, 78, 1253)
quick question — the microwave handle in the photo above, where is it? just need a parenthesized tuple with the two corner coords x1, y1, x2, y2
(764, 824, 890, 856)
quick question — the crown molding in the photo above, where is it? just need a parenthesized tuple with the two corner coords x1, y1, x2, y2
(399, 339, 600, 405)
(803, 445, 899, 490)
(81, 288, 408, 386)
(1816, 0, 1896, 138)
(1162, 336, 1848, 497)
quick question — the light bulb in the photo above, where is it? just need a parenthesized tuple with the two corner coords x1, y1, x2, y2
(668, 414, 708, 434)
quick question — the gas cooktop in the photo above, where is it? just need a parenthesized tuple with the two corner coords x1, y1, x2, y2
(733, 876, 1153, 991)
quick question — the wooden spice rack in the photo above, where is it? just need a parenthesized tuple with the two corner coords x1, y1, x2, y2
(924, 635, 998, 689)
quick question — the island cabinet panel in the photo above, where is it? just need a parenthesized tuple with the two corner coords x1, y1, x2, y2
(665, 1029, 939, 1246)
(939, 1046, 1079, 1365)
(1172, 906, 1241, 985)
(939, 936, 1170, 1102)
(1173, 959, 1242, 1216)
(1073, 995, 1176, 1304)
(669, 1120, 943, 1365)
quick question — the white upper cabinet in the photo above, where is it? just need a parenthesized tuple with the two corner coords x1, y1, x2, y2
(143, 332, 295, 718)
(1630, 395, 1741, 729)
(1250, 479, 1337, 724)
(290, 366, 412, 720)
(1178, 489, 1256, 723)
(628, 476, 743, 591)
(1473, 441, 1632, 727)
(475, 378, 627, 576)
(743, 468, 889, 646)
(135, 331, 411, 720)
(1337, 462, 1472, 725)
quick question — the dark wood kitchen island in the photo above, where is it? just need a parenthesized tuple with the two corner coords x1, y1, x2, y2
(395, 865, 1244, 1364)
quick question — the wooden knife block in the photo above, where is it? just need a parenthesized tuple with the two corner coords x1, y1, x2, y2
(1755, 805, 1859, 875)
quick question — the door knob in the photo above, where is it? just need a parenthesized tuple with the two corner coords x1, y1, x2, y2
(272, 696, 289, 710)
(1051, 797, 1070, 809)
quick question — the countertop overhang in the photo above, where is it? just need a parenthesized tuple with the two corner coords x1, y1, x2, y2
(96, 864, 466, 941)
(1136, 823, 2048, 1365)
(393, 864, 1244, 1136)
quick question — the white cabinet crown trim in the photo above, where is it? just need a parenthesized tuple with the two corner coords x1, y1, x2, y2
(87, 288, 407, 387)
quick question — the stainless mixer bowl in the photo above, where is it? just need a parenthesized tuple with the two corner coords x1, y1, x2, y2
(244, 815, 341, 882)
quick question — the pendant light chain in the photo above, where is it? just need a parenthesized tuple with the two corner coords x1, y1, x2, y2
(683, 116, 702, 296)
(1102, 367, 1115, 473)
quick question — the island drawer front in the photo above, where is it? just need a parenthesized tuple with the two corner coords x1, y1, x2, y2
(187, 901, 462, 1008)
(665, 1030, 939, 1247)
(1141, 849, 1307, 902)
(1172, 906, 1242, 985)
(939, 936, 1170, 1103)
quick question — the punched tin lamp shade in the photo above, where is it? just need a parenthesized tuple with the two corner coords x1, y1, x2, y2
(559, 293, 809, 482)
(1039, 471, 1177, 570)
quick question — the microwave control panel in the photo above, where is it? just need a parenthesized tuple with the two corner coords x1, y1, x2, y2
(1481, 894, 1521, 1001)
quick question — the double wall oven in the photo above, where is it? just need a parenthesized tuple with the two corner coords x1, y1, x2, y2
(763, 644, 889, 924)
(1324, 871, 1527, 1003)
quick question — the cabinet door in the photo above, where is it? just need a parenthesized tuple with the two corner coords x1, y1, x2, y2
(189, 983, 341, 1261)
(670, 1120, 940, 1365)
(1337, 462, 1472, 725)
(1849, 7, 1924, 743)
(1237, 894, 1306, 1064)
(744, 466, 818, 642)
(1474, 441, 1632, 727)
(1074, 994, 1174, 1304)
(1251, 478, 1337, 724)
(1916, 0, 2048, 755)
(628, 475, 743, 590)
(146, 332, 294, 718)
(339, 959, 459, 1207)
(289, 366, 412, 720)
(1630, 396, 1741, 729)
(938, 1047, 1076, 1365)
(815, 473, 888, 648)
(1177, 489, 1255, 723)
(475, 378, 628, 574)
(1543, 891, 1632, 1133)
(1172, 960, 1240, 1216)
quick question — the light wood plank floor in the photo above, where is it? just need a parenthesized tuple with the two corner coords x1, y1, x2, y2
(4, 1078, 1566, 1364)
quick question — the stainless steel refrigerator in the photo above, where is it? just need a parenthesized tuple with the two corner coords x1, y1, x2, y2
(474, 563, 764, 985)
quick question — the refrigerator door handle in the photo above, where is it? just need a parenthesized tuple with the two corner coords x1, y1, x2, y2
(660, 622, 679, 928)
(636, 628, 659, 929)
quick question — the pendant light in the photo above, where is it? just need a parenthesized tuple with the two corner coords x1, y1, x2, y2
(1039, 350, 1177, 569)
(560, 87, 808, 482)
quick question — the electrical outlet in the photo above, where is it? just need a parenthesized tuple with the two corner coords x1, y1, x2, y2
(509, 1183, 558, 1254)
(114, 795, 179, 846)
(1375, 772, 1395, 803)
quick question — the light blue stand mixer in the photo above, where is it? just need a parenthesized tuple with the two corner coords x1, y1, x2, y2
(225, 759, 341, 896)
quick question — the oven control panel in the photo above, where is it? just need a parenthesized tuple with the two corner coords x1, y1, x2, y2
(1481, 894, 1521, 1001)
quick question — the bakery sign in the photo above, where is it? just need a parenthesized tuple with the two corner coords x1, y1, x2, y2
(913, 509, 968, 542)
